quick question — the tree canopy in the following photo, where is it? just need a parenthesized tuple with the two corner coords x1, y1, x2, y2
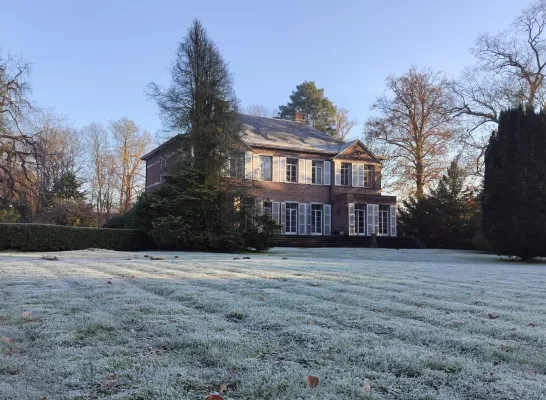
(277, 81, 337, 136)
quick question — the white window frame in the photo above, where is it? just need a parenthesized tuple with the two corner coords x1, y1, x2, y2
(310, 203, 323, 235)
(229, 152, 245, 178)
(311, 160, 324, 185)
(378, 205, 389, 236)
(286, 158, 298, 183)
(260, 155, 272, 181)
(340, 162, 351, 186)
(284, 201, 299, 235)
(355, 203, 367, 236)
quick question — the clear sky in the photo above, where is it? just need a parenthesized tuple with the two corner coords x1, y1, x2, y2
(1, 0, 524, 141)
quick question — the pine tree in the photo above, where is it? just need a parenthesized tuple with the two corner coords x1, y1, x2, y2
(482, 107, 546, 259)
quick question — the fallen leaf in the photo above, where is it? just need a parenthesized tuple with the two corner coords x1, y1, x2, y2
(490, 372, 494, 377)
(416, 303, 424, 308)
(488, 313, 499, 319)
(3, 348, 11, 356)
(205, 395, 224, 400)
(258, 297, 265, 301)
(310, 282, 320, 287)
(100, 373, 119, 390)
(363, 378, 371, 393)
(21, 311, 30, 319)
(129, 275, 135, 279)
(107, 281, 112, 285)
(528, 323, 537, 327)
(218, 383, 228, 393)
(1, 336, 11, 344)
(306, 375, 319, 388)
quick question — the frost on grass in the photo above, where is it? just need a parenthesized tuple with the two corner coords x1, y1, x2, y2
(1, 248, 546, 399)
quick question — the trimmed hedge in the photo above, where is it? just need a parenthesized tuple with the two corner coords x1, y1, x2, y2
(0, 223, 151, 252)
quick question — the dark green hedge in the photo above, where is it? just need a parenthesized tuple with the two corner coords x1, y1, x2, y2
(0, 223, 151, 252)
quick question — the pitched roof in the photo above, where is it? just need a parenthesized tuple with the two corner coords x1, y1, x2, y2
(237, 114, 346, 154)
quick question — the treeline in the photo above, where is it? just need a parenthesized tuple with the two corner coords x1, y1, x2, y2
(0, 54, 151, 227)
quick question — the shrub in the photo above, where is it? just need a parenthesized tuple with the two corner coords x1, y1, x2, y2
(0, 223, 151, 252)
(103, 209, 137, 229)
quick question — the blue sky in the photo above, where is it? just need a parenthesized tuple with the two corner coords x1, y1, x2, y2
(2, 0, 524, 140)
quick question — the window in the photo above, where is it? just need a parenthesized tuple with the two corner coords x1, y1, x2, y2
(311, 204, 323, 234)
(286, 158, 298, 183)
(379, 205, 389, 235)
(312, 161, 323, 184)
(263, 201, 272, 216)
(160, 157, 168, 182)
(229, 152, 245, 178)
(260, 156, 272, 181)
(364, 165, 374, 188)
(285, 202, 298, 234)
(341, 162, 351, 186)
(355, 204, 366, 235)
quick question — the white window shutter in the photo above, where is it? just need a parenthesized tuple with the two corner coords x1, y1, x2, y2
(244, 152, 253, 179)
(298, 159, 305, 183)
(390, 205, 397, 236)
(272, 201, 280, 224)
(352, 163, 358, 187)
(279, 157, 286, 182)
(272, 156, 280, 182)
(280, 202, 286, 234)
(324, 161, 331, 185)
(306, 203, 312, 234)
(324, 204, 331, 235)
(255, 198, 263, 214)
(306, 160, 312, 184)
(334, 161, 341, 186)
(358, 164, 365, 187)
(348, 203, 355, 235)
(367, 204, 375, 235)
(298, 203, 307, 235)
(374, 204, 379, 234)
(252, 154, 260, 180)
(222, 159, 230, 177)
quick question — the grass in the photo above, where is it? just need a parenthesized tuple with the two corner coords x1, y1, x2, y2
(1, 248, 546, 399)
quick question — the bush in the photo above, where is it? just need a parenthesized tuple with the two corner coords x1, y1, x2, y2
(133, 163, 279, 252)
(0, 223, 151, 252)
(33, 202, 96, 227)
(103, 209, 137, 229)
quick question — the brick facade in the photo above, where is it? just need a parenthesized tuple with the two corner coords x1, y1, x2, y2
(142, 115, 397, 237)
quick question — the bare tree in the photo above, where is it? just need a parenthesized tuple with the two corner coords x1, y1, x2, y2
(364, 67, 457, 198)
(333, 107, 357, 141)
(244, 104, 274, 118)
(0, 51, 37, 201)
(452, 0, 546, 174)
(110, 118, 151, 213)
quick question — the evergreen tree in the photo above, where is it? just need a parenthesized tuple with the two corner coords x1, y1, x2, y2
(399, 160, 480, 249)
(148, 19, 241, 183)
(277, 81, 337, 136)
(482, 107, 546, 259)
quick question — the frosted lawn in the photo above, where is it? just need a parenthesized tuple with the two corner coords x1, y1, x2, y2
(1, 248, 546, 399)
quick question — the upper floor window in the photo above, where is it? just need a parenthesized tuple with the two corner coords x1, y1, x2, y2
(312, 161, 323, 185)
(260, 156, 272, 181)
(363, 165, 373, 188)
(341, 162, 351, 186)
(229, 152, 245, 178)
(286, 158, 298, 183)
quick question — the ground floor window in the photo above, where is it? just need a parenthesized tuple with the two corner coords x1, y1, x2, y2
(355, 204, 366, 235)
(263, 201, 272, 216)
(379, 205, 389, 235)
(285, 202, 298, 234)
(311, 204, 323, 234)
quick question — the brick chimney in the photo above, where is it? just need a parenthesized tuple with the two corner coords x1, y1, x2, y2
(294, 112, 306, 123)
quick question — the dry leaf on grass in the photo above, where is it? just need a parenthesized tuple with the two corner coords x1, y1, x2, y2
(3, 348, 11, 356)
(100, 373, 119, 390)
(258, 297, 265, 301)
(21, 311, 31, 319)
(129, 275, 135, 279)
(218, 383, 228, 393)
(1, 336, 11, 344)
(205, 395, 224, 400)
(306, 375, 319, 388)
(363, 378, 371, 393)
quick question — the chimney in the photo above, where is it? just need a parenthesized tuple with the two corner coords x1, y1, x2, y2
(294, 112, 306, 123)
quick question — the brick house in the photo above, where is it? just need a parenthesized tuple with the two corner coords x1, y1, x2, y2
(142, 113, 397, 237)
